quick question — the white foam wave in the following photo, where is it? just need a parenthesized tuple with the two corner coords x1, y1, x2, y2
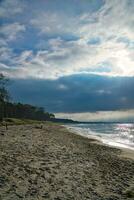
(65, 124, 134, 150)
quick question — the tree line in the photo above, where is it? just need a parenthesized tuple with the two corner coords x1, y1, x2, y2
(0, 73, 55, 121)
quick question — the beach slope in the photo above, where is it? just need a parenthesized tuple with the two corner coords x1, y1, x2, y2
(0, 123, 134, 200)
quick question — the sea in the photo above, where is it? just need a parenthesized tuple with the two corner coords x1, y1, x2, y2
(65, 123, 134, 150)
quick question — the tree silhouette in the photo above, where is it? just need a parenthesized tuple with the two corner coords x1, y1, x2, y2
(0, 73, 9, 121)
(0, 73, 55, 121)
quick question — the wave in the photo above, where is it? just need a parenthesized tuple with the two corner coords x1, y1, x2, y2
(65, 123, 134, 150)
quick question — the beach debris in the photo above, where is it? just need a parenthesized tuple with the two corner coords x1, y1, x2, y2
(35, 125, 43, 129)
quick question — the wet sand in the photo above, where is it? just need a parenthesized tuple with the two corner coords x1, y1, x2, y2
(0, 123, 134, 200)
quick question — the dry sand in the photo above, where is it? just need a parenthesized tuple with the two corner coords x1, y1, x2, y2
(0, 123, 134, 200)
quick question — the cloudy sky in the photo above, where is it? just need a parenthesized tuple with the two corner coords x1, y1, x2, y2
(0, 0, 134, 121)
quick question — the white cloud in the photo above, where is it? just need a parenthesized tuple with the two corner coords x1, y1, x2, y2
(0, 38, 7, 46)
(30, 12, 78, 36)
(0, 0, 24, 18)
(31, 0, 134, 41)
(0, 47, 14, 62)
(0, 0, 134, 79)
(2, 36, 134, 79)
(0, 23, 25, 42)
(55, 110, 134, 122)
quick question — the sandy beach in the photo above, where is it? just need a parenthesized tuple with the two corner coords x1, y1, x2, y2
(0, 123, 134, 200)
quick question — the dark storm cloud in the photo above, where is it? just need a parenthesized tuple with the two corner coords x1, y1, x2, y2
(9, 74, 134, 113)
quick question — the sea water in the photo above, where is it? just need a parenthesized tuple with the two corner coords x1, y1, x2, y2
(65, 123, 134, 150)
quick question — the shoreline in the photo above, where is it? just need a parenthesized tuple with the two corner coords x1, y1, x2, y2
(0, 123, 134, 199)
(65, 125, 134, 160)
(64, 125, 134, 157)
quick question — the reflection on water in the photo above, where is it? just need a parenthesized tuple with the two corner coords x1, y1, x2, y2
(66, 123, 134, 150)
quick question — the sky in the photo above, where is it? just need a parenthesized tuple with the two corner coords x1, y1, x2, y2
(0, 0, 134, 122)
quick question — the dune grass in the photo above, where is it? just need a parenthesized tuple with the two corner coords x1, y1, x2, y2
(0, 118, 60, 126)
(0, 118, 45, 126)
